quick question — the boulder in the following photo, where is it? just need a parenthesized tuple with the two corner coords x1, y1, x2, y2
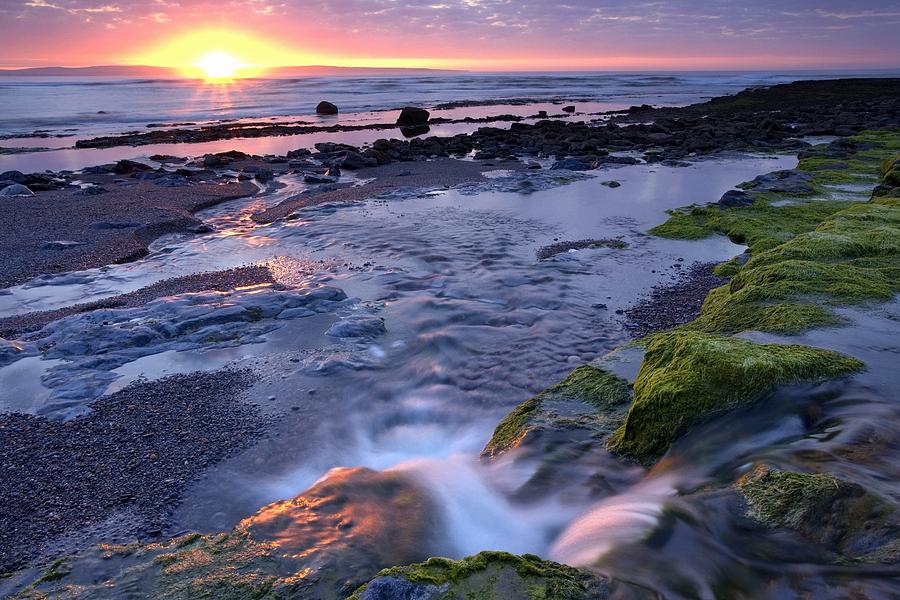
(339, 151, 377, 170)
(562, 105, 576, 113)
(326, 316, 386, 338)
(396, 107, 430, 126)
(551, 158, 590, 171)
(114, 159, 153, 175)
(0, 170, 25, 184)
(17, 467, 438, 600)
(744, 169, 815, 194)
(316, 101, 339, 115)
(0, 183, 34, 197)
(718, 189, 755, 207)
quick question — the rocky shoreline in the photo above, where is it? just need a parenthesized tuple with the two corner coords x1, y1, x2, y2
(2, 79, 900, 598)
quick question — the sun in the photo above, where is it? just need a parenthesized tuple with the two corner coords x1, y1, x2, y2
(195, 51, 243, 80)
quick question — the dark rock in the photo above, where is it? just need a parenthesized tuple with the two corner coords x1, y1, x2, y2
(551, 158, 590, 171)
(745, 169, 815, 194)
(719, 189, 755, 207)
(0, 170, 25, 184)
(73, 186, 110, 196)
(396, 107, 430, 126)
(253, 168, 274, 182)
(316, 101, 339, 115)
(326, 316, 386, 338)
(339, 151, 377, 170)
(305, 174, 337, 184)
(287, 148, 312, 159)
(601, 180, 622, 188)
(562, 105, 576, 113)
(114, 159, 153, 175)
(90, 221, 140, 230)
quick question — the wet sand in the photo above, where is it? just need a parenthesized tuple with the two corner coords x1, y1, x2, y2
(0, 180, 257, 288)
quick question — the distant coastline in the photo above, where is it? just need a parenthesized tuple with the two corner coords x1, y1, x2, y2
(0, 65, 463, 77)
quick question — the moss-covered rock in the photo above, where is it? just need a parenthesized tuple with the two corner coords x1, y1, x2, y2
(607, 332, 863, 461)
(650, 132, 900, 335)
(14, 467, 438, 600)
(349, 551, 615, 600)
(482, 365, 632, 458)
(736, 465, 900, 563)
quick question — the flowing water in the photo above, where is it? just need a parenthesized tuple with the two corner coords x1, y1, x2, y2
(3, 129, 900, 594)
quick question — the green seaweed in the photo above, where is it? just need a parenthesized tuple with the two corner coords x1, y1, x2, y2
(483, 366, 631, 457)
(607, 331, 863, 462)
(350, 551, 606, 600)
(736, 465, 900, 563)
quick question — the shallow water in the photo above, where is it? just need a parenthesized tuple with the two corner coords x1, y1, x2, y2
(7, 149, 898, 597)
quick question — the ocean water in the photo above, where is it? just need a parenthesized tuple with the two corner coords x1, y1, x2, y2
(3, 69, 899, 139)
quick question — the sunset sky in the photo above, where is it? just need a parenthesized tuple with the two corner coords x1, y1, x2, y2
(2, 1, 899, 71)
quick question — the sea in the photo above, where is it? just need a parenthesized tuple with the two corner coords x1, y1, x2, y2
(1, 69, 898, 172)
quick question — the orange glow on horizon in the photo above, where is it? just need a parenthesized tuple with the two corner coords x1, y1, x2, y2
(131, 28, 318, 79)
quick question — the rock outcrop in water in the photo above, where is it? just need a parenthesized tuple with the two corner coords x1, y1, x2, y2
(11, 467, 438, 599)
(350, 551, 620, 599)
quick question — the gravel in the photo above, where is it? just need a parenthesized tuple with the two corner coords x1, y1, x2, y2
(536, 238, 628, 261)
(0, 369, 266, 573)
(0, 180, 257, 288)
(623, 262, 728, 338)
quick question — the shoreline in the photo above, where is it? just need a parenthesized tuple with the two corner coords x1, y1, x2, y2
(2, 78, 900, 597)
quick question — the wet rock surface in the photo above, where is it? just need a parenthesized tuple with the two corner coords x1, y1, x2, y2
(0, 369, 265, 574)
(0, 265, 276, 338)
(8, 467, 438, 600)
(2, 284, 352, 416)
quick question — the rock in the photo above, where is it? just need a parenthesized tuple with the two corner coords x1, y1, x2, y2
(73, 185, 110, 196)
(114, 159, 153, 175)
(326, 316, 386, 338)
(16, 467, 437, 599)
(305, 174, 337, 184)
(601, 180, 621, 188)
(396, 107, 430, 126)
(551, 158, 590, 171)
(0, 183, 34, 197)
(737, 465, 900, 563)
(356, 552, 615, 600)
(340, 151, 377, 170)
(0, 170, 25, 184)
(253, 168, 274, 182)
(90, 221, 140, 230)
(562, 105, 576, 113)
(718, 189, 755, 207)
(744, 169, 815, 194)
(316, 101, 339, 115)
(286, 148, 312, 159)
(325, 165, 342, 177)
(43, 240, 87, 250)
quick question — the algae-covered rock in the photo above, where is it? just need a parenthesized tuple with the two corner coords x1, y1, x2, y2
(736, 465, 900, 563)
(652, 131, 900, 335)
(15, 467, 438, 600)
(482, 365, 632, 459)
(350, 551, 616, 600)
(608, 332, 863, 462)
